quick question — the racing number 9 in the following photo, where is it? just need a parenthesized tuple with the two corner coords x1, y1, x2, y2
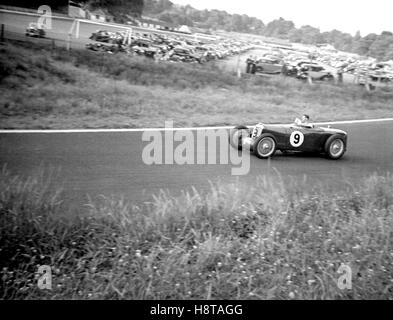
(290, 130, 304, 147)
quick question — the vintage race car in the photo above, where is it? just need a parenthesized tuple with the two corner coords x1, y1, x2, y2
(229, 122, 347, 160)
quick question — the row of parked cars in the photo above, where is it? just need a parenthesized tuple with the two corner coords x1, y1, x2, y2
(86, 29, 253, 63)
(246, 45, 393, 88)
(303, 47, 393, 87)
(24, 22, 392, 88)
(342, 62, 393, 87)
(245, 54, 334, 82)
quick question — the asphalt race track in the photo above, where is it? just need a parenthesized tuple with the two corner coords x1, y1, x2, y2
(1, 120, 393, 210)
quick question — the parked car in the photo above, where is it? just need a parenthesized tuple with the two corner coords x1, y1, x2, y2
(254, 58, 284, 74)
(86, 42, 125, 54)
(170, 46, 202, 63)
(229, 121, 347, 160)
(131, 38, 152, 48)
(358, 73, 392, 89)
(89, 30, 112, 42)
(297, 63, 334, 81)
(282, 63, 298, 77)
(89, 30, 122, 44)
(25, 23, 45, 38)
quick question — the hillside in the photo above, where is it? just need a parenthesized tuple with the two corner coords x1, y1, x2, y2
(1, 40, 393, 129)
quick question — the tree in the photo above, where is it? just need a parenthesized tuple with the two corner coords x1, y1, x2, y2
(87, 0, 144, 19)
(354, 33, 378, 56)
(383, 43, 393, 61)
(354, 31, 361, 41)
(263, 17, 295, 39)
(0, 0, 68, 10)
(288, 28, 303, 43)
(298, 25, 320, 44)
(368, 31, 393, 60)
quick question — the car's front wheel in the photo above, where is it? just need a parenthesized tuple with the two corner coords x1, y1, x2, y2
(229, 125, 249, 150)
(325, 135, 346, 159)
(253, 134, 276, 159)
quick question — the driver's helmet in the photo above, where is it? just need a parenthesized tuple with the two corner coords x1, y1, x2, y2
(294, 114, 312, 127)
(301, 114, 310, 123)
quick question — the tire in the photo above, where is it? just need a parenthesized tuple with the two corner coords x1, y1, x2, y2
(253, 134, 277, 159)
(229, 125, 250, 150)
(251, 64, 256, 74)
(322, 74, 334, 81)
(324, 135, 346, 159)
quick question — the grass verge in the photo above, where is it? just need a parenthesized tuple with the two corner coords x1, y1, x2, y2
(1, 41, 393, 129)
(1, 167, 393, 299)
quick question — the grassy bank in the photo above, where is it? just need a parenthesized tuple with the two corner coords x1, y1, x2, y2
(1, 41, 393, 129)
(1, 167, 392, 299)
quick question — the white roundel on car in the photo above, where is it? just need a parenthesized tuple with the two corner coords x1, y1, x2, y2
(290, 131, 304, 147)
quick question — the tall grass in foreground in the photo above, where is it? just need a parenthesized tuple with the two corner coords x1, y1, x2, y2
(1, 168, 393, 299)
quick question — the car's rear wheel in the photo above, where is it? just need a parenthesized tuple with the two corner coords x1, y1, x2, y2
(325, 135, 346, 159)
(253, 134, 276, 159)
(229, 125, 249, 150)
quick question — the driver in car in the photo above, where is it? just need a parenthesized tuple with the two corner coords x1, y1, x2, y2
(294, 114, 314, 128)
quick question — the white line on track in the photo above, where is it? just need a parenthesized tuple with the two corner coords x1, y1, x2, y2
(1, 118, 393, 134)
(315, 118, 393, 125)
(0, 126, 230, 133)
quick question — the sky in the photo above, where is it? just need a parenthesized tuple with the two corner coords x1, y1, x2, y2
(171, 0, 393, 36)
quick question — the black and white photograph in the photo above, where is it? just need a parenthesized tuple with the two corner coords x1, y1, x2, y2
(1, 0, 393, 304)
